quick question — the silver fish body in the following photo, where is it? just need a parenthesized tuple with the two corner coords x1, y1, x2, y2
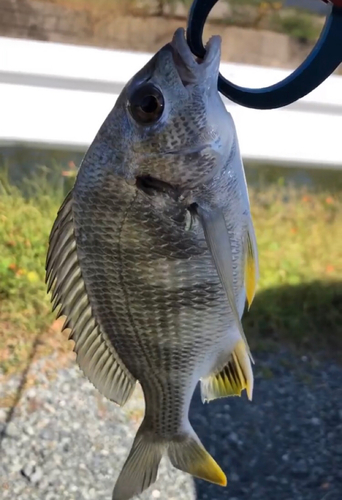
(46, 28, 258, 500)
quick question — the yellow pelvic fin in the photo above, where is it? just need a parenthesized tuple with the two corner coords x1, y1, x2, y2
(168, 435, 227, 487)
(201, 340, 254, 403)
(244, 222, 259, 309)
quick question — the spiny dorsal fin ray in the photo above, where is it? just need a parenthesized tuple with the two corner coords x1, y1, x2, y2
(46, 190, 136, 406)
(200, 340, 254, 403)
(244, 218, 259, 309)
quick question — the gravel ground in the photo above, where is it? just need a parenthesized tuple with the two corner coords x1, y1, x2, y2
(1, 348, 342, 500)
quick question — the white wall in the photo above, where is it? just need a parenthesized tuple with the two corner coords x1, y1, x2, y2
(1, 36, 341, 169)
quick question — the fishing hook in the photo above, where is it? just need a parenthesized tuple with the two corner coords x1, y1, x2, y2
(186, 0, 342, 109)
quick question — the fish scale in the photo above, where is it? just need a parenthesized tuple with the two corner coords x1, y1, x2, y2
(46, 28, 259, 500)
(73, 172, 239, 419)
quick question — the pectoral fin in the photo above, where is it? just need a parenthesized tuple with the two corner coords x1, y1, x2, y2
(197, 206, 252, 359)
(244, 219, 259, 309)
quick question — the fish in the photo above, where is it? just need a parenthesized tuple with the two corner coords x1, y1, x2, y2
(46, 27, 259, 500)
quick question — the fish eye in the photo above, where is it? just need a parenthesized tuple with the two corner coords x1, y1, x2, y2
(128, 83, 164, 125)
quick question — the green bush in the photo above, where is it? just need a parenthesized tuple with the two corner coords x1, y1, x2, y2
(0, 165, 341, 374)
(271, 12, 320, 42)
(0, 166, 64, 315)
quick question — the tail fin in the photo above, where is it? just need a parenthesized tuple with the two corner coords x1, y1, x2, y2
(168, 428, 227, 487)
(112, 423, 227, 500)
(112, 423, 165, 500)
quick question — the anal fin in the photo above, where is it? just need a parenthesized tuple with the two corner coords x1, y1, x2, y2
(201, 340, 254, 403)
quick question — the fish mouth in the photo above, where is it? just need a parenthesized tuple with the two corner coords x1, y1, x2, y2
(169, 28, 221, 85)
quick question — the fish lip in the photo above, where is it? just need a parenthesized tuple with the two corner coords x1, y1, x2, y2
(170, 28, 221, 84)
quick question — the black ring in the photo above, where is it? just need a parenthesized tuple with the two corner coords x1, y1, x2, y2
(186, 1, 342, 109)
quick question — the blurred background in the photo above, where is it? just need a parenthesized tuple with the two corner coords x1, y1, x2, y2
(0, 1, 341, 500)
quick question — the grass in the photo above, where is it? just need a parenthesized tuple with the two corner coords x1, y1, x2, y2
(244, 184, 341, 357)
(0, 165, 74, 376)
(0, 165, 341, 376)
(270, 10, 321, 42)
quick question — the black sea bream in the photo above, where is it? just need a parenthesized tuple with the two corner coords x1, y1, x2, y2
(46, 28, 259, 500)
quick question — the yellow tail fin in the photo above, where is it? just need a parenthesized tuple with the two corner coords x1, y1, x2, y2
(112, 420, 226, 500)
(112, 423, 164, 500)
(168, 431, 227, 486)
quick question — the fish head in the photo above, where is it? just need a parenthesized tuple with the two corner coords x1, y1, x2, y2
(75, 28, 258, 327)
(95, 27, 237, 201)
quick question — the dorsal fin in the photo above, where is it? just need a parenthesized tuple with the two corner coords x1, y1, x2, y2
(200, 340, 253, 403)
(46, 190, 136, 406)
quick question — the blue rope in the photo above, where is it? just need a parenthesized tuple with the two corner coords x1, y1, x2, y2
(186, 0, 342, 109)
